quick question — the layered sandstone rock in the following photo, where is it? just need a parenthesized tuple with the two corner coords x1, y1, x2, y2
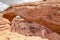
(0, 13, 60, 40)
(11, 18, 51, 37)
(0, 13, 3, 18)
(0, 16, 48, 40)
(0, 17, 10, 31)
(0, 17, 48, 40)
(11, 18, 60, 40)
(3, 1, 60, 34)
(0, 30, 48, 40)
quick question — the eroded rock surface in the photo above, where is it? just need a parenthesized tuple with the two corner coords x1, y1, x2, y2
(0, 17, 10, 31)
(0, 13, 60, 40)
(0, 17, 48, 40)
(11, 18, 60, 40)
(3, 2, 60, 34)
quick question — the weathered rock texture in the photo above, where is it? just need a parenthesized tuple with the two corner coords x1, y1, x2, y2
(0, 17, 48, 40)
(3, 2, 60, 34)
(0, 13, 3, 18)
(0, 17, 10, 31)
(11, 18, 60, 40)
(0, 30, 49, 40)
(0, 8, 60, 40)
(0, 17, 60, 40)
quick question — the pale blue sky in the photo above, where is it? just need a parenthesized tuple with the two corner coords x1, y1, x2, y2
(0, 0, 42, 5)
(0, 2, 8, 12)
(0, 0, 42, 12)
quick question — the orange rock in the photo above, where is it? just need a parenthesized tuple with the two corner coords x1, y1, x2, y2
(11, 18, 60, 40)
(3, 1, 60, 34)
(0, 17, 10, 31)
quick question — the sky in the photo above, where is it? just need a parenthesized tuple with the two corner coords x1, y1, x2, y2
(0, 0, 42, 12)
(0, 2, 8, 12)
(0, 0, 42, 5)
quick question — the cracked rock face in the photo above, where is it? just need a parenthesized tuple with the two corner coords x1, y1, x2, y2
(0, 9, 60, 40)
(0, 17, 48, 40)
(11, 18, 52, 37)
(0, 1, 60, 40)
(3, 2, 60, 34)
(11, 18, 60, 40)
